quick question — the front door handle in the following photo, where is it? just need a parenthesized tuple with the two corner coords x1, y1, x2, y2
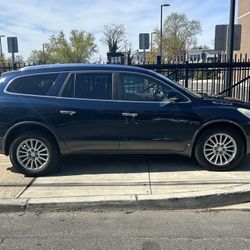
(122, 112, 138, 118)
(60, 110, 76, 116)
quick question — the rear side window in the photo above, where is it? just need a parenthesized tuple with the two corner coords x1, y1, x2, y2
(7, 73, 59, 96)
(62, 73, 112, 100)
(75, 73, 112, 99)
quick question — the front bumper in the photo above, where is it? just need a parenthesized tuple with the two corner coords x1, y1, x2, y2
(247, 138, 250, 154)
(246, 122, 250, 154)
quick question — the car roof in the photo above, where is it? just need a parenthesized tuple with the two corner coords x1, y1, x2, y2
(18, 63, 153, 75)
(0, 64, 161, 88)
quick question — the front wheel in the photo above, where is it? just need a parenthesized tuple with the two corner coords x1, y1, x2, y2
(195, 128, 245, 171)
(9, 132, 59, 176)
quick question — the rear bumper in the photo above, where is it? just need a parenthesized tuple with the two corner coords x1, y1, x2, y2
(246, 132, 250, 154)
(246, 122, 250, 154)
(0, 137, 4, 154)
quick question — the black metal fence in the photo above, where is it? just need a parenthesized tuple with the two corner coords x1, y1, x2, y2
(138, 60, 250, 103)
(1, 59, 250, 103)
(0, 62, 38, 73)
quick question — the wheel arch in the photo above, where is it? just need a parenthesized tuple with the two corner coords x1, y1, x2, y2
(3, 121, 62, 156)
(191, 120, 247, 157)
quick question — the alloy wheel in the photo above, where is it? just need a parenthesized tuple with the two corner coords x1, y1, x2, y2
(203, 133, 237, 166)
(16, 139, 50, 170)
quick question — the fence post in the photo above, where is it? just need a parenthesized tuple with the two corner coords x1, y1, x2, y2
(13, 63, 17, 70)
(185, 60, 189, 88)
(157, 55, 161, 65)
(175, 67, 178, 82)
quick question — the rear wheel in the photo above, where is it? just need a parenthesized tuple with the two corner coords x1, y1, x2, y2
(9, 132, 59, 176)
(195, 128, 244, 171)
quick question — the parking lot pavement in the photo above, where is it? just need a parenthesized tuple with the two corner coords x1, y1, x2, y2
(0, 155, 33, 199)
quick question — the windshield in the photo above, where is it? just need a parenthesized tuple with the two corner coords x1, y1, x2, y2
(152, 71, 203, 99)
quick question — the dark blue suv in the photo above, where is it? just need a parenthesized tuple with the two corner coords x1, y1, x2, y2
(0, 64, 250, 176)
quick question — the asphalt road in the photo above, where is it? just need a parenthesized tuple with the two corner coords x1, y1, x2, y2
(0, 210, 250, 250)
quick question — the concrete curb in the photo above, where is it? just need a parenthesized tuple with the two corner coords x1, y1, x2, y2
(0, 199, 27, 213)
(1, 185, 250, 213)
(26, 195, 138, 212)
(136, 184, 250, 209)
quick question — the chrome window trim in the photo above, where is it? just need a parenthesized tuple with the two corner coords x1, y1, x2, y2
(52, 96, 191, 104)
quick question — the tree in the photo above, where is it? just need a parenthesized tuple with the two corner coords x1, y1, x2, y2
(28, 29, 97, 64)
(15, 55, 25, 63)
(27, 50, 44, 64)
(146, 49, 158, 64)
(101, 24, 126, 53)
(155, 13, 202, 61)
(0, 53, 6, 66)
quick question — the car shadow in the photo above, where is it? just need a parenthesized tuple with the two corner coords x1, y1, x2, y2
(43, 153, 250, 177)
(7, 154, 250, 177)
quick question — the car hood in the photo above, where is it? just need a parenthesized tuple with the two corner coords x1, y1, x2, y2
(204, 96, 250, 109)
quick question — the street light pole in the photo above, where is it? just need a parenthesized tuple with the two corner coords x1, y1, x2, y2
(0, 35, 5, 64)
(226, 0, 236, 96)
(160, 4, 170, 63)
(227, 0, 236, 64)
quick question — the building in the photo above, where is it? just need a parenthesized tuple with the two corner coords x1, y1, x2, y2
(175, 49, 220, 63)
(238, 0, 250, 55)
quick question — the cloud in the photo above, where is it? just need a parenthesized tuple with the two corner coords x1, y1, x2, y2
(0, 0, 232, 61)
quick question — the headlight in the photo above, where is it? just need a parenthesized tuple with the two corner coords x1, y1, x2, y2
(237, 108, 250, 119)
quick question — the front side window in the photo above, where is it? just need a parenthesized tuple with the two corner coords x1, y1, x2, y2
(120, 74, 179, 102)
(75, 73, 112, 100)
(7, 73, 59, 96)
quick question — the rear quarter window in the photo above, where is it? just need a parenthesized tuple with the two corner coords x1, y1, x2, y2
(6, 73, 59, 96)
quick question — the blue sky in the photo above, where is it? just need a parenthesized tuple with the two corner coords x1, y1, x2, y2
(0, 0, 236, 61)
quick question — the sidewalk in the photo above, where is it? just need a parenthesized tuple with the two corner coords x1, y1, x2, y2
(1, 154, 250, 212)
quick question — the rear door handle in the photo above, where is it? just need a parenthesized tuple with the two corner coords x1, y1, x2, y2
(60, 110, 76, 116)
(122, 112, 138, 118)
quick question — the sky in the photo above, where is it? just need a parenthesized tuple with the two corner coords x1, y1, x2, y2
(0, 0, 236, 62)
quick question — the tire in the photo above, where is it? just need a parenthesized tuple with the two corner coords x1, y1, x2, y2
(9, 132, 59, 176)
(195, 127, 244, 171)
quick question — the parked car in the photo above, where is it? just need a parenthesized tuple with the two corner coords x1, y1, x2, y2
(0, 64, 250, 176)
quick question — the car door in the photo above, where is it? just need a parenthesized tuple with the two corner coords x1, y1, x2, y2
(54, 71, 120, 153)
(116, 72, 197, 152)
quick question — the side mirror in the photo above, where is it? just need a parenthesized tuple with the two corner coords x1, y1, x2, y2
(169, 97, 179, 103)
(167, 90, 184, 103)
(160, 90, 186, 107)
